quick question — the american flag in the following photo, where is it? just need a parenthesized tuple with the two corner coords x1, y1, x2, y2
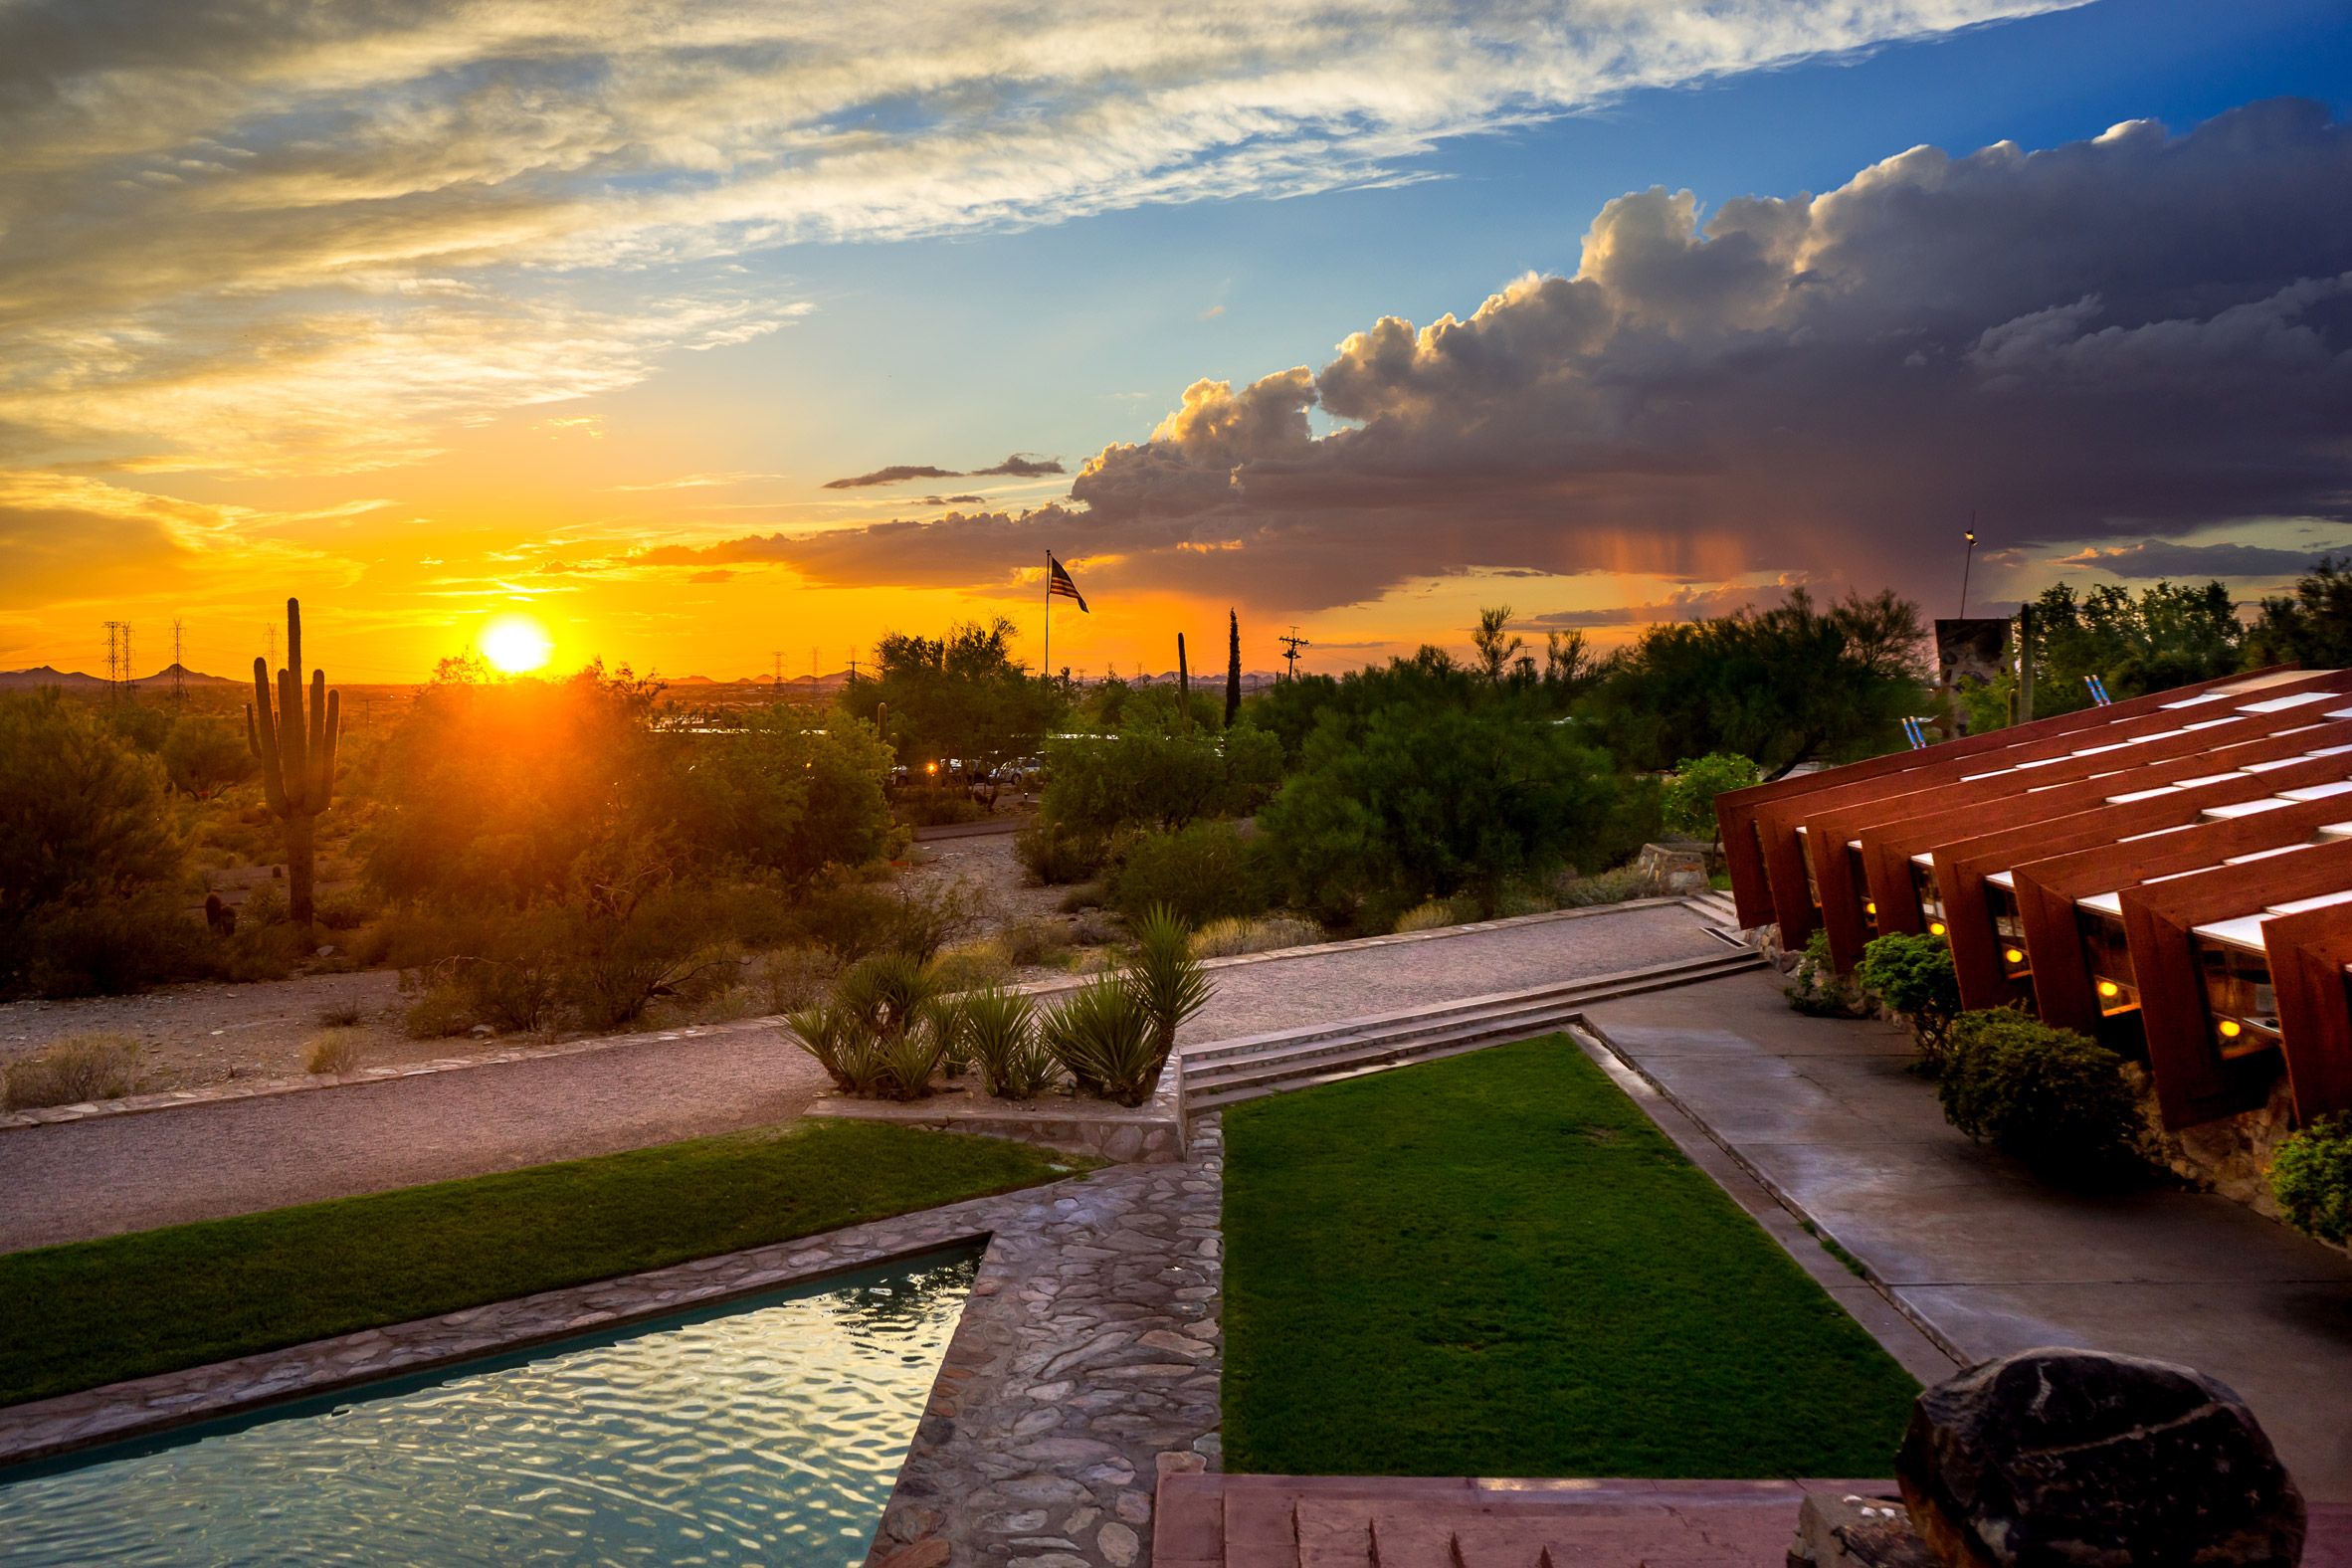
(1047, 553, 1088, 612)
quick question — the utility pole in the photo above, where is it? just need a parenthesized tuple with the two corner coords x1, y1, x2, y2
(1278, 627, 1310, 682)
(1959, 518, 1977, 619)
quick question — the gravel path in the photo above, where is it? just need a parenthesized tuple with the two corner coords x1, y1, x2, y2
(0, 903, 1723, 1255)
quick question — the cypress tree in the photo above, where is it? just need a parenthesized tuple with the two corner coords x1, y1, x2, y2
(1225, 609, 1243, 728)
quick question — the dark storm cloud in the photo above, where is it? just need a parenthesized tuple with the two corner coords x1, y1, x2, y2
(821, 465, 961, 489)
(971, 455, 1067, 478)
(2054, 539, 2348, 579)
(1040, 98, 2352, 614)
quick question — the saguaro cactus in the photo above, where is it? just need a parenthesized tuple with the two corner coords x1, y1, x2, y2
(247, 598, 341, 943)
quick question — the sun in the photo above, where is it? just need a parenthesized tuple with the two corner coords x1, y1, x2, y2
(480, 613, 553, 674)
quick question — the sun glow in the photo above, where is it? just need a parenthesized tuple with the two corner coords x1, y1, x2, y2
(481, 613, 553, 674)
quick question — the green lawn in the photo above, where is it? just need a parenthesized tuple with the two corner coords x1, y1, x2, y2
(1222, 1035, 1920, 1477)
(0, 1119, 1077, 1409)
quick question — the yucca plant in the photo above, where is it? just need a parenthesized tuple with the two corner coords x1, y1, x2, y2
(1130, 903, 1214, 1064)
(963, 986, 1062, 1099)
(835, 950, 941, 1037)
(1042, 973, 1162, 1106)
(924, 994, 975, 1078)
(785, 1002, 886, 1094)
(873, 1020, 948, 1101)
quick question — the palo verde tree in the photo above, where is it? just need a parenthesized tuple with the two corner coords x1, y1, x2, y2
(246, 597, 341, 943)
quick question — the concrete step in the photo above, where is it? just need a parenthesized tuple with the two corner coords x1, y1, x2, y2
(1179, 950, 1764, 1111)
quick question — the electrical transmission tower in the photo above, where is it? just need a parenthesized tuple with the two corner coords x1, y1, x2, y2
(103, 621, 132, 702)
(171, 620, 186, 711)
(772, 651, 783, 692)
(1277, 627, 1310, 683)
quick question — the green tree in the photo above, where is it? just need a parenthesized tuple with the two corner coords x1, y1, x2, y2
(1470, 606, 1528, 686)
(681, 708, 899, 882)
(1258, 699, 1626, 928)
(1582, 587, 1926, 774)
(159, 713, 258, 795)
(2030, 580, 2242, 718)
(1040, 720, 1284, 839)
(1662, 752, 1761, 851)
(2245, 555, 2352, 672)
(0, 690, 194, 997)
(839, 617, 1064, 768)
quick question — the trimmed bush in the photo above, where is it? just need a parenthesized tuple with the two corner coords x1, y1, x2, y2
(2, 1035, 145, 1110)
(2271, 1114, 2352, 1245)
(1858, 932, 1962, 1070)
(1939, 1010, 2139, 1179)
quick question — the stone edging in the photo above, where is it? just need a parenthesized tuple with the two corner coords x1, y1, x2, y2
(2, 895, 1733, 1135)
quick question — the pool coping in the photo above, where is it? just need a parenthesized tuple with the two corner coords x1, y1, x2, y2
(0, 1180, 1066, 1471)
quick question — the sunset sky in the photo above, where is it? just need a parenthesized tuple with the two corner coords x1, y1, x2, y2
(4, 0, 2349, 685)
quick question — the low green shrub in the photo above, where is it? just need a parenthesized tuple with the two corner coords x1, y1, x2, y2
(313, 888, 378, 931)
(241, 884, 289, 927)
(1043, 972, 1163, 1106)
(401, 985, 475, 1039)
(10, 897, 214, 999)
(1785, 929, 1869, 1019)
(789, 879, 979, 963)
(1015, 819, 1115, 884)
(1057, 883, 1106, 913)
(2, 1034, 146, 1109)
(301, 1030, 364, 1076)
(1560, 869, 1645, 908)
(1191, 914, 1324, 958)
(1858, 932, 1962, 1071)
(753, 946, 836, 1015)
(1105, 822, 1269, 926)
(998, 917, 1071, 968)
(932, 939, 1013, 994)
(315, 1001, 363, 1028)
(895, 787, 991, 827)
(2270, 1114, 2352, 1244)
(1939, 1010, 2140, 1180)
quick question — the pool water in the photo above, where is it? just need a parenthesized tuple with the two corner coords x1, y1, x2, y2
(0, 1249, 978, 1567)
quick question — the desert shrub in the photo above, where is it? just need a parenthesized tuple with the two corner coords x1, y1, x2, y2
(1190, 914, 1324, 958)
(1, 1035, 144, 1109)
(896, 787, 990, 827)
(1858, 932, 1962, 1071)
(301, 1029, 364, 1075)
(2270, 1114, 2352, 1245)
(754, 946, 837, 1015)
(12, 898, 213, 999)
(998, 917, 1071, 968)
(1069, 910, 1122, 947)
(1040, 720, 1284, 838)
(1057, 883, 1105, 913)
(1939, 1010, 2140, 1180)
(962, 987, 1060, 1099)
(159, 713, 257, 796)
(1394, 896, 1474, 934)
(313, 887, 378, 931)
(1105, 822, 1270, 926)
(402, 984, 476, 1039)
(1016, 818, 1114, 884)
(1042, 972, 1162, 1106)
(316, 1001, 363, 1027)
(1560, 868, 1645, 908)
(794, 951, 952, 1099)
(791, 878, 980, 963)
(1785, 928, 1869, 1019)
(241, 884, 289, 927)
(1129, 905, 1213, 1063)
(932, 939, 1013, 994)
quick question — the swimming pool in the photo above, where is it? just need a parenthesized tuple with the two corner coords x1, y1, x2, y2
(0, 1248, 978, 1567)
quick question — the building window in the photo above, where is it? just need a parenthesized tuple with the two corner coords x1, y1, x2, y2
(2196, 941, 2280, 1060)
(2075, 909, 2139, 1017)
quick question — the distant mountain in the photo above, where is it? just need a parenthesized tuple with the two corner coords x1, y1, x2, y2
(0, 663, 240, 689)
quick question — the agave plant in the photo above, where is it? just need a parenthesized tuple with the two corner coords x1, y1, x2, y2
(1042, 973, 1163, 1107)
(924, 994, 975, 1078)
(786, 1002, 886, 1094)
(1130, 904, 1213, 1063)
(963, 986, 1062, 1099)
(873, 1020, 948, 1101)
(834, 950, 943, 1037)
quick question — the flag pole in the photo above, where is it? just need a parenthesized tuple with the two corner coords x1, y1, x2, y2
(1043, 550, 1051, 690)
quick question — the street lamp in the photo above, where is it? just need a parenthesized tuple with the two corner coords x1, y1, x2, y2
(1959, 528, 1978, 619)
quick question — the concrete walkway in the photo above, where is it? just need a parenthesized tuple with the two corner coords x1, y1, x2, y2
(1583, 971, 2352, 1504)
(0, 904, 1728, 1254)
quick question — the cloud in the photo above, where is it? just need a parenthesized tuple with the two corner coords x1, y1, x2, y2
(1026, 99, 2352, 614)
(923, 494, 988, 505)
(2053, 540, 2349, 580)
(686, 569, 735, 583)
(0, 0, 2069, 476)
(1528, 578, 1829, 628)
(1200, 305, 1227, 320)
(823, 465, 963, 490)
(972, 455, 1067, 478)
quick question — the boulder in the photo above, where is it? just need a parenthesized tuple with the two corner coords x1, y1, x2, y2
(1895, 1347, 2305, 1567)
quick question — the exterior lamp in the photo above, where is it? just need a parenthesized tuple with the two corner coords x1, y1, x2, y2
(926, 761, 937, 775)
(1864, 901, 1876, 915)
(2219, 1019, 2243, 1039)
(1928, 921, 1947, 936)
(2004, 948, 2025, 964)
(2098, 981, 2120, 999)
